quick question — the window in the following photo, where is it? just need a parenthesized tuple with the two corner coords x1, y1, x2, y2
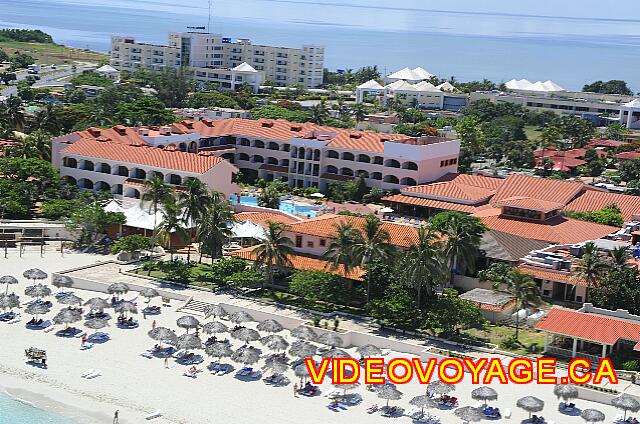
(319, 239, 326, 247)
(306, 241, 314, 248)
(295, 235, 303, 248)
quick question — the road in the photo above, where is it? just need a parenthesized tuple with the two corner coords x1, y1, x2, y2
(1, 63, 96, 98)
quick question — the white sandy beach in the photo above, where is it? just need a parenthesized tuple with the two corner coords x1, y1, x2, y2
(0, 250, 637, 424)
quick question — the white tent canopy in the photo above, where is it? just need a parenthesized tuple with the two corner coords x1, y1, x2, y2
(230, 221, 266, 240)
(232, 62, 258, 73)
(104, 200, 194, 232)
(386, 67, 434, 82)
(357, 79, 384, 90)
(505, 78, 565, 92)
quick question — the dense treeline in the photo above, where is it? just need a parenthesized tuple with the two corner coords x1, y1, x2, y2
(0, 29, 53, 43)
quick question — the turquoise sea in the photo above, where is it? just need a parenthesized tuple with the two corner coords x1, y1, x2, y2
(0, 0, 640, 90)
(0, 393, 79, 424)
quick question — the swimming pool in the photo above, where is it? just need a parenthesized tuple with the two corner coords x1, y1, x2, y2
(230, 195, 319, 218)
(0, 393, 80, 424)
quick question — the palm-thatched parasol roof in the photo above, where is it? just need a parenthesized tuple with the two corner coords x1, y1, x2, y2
(23, 268, 47, 281)
(203, 304, 226, 319)
(107, 282, 130, 294)
(260, 334, 289, 351)
(84, 297, 110, 312)
(114, 300, 137, 315)
(612, 394, 640, 420)
(228, 310, 254, 324)
(231, 327, 260, 344)
(263, 356, 289, 375)
(85, 318, 109, 330)
(176, 333, 202, 351)
(581, 408, 606, 423)
(317, 332, 344, 348)
(53, 307, 82, 326)
(294, 363, 310, 379)
(148, 327, 177, 344)
(257, 319, 284, 333)
(231, 346, 262, 365)
(58, 294, 83, 306)
(517, 396, 545, 418)
(24, 284, 51, 298)
(25, 302, 50, 316)
(410, 395, 437, 411)
(554, 384, 579, 401)
(0, 293, 20, 310)
(471, 386, 498, 405)
(290, 325, 318, 341)
(428, 380, 456, 395)
(52, 275, 73, 288)
(454, 406, 483, 423)
(139, 288, 159, 300)
(205, 341, 233, 361)
(202, 321, 228, 335)
(356, 344, 381, 357)
(0, 276, 18, 293)
(176, 315, 200, 332)
(289, 340, 316, 358)
(322, 347, 349, 359)
(377, 383, 403, 407)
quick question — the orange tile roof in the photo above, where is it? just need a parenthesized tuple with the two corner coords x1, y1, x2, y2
(234, 211, 301, 227)
(382, 193, 478, 214)
(534, 307, 640, 349)
(230, 246, 365, 280)
(478, 214, 617, 244)
(588, 138, 629, 148)
(566, 190, 640, 221)
(496, 197, 565, 213)
(535, 156, 587, 172)
(616, 151, 640, 161)
(492, 174, 584, 206)
(402, 181, 495, 203)
(75, 127, 147, 146)
(284, 214, 420, 248)
(61, 138, 224, 174)
(517, 265, 587, 286)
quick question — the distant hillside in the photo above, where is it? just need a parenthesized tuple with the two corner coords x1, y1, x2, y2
(0, 29, 53, 44)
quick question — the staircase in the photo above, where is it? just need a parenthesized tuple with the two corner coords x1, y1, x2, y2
(179, 298, 213, 316)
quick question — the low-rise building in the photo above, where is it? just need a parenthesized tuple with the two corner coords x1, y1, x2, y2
(173, 107, 250, 121)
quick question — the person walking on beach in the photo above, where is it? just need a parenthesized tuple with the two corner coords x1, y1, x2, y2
(293, 383, 298, 398)
(164, 357, 169, 369)
(113, 410, 119, 423)
(152, 320, 156, 330)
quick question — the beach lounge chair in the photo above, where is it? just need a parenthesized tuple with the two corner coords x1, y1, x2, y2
(503, 408, 512, 418)
(347, 393, 362, 405)
(83, 370, 101, 379)
(325, 389, 341, 398)
(80, 342, 93, 350)
(140, 351, 153, 359)
(237, 366, 252, 376)
(145, 411, 162, 420)
(217, 364, 230, 376)
(250, 370, 262, 379)
(81, 369, 95, 378)
(366, 405, 378, 414)
(75, 331, 87, 338)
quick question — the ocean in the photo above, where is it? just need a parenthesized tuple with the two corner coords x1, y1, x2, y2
(1, 0, 640, 91)
(0, 392, 79, 424)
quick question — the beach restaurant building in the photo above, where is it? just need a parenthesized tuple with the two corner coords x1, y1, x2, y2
(535, 304, 640, 364)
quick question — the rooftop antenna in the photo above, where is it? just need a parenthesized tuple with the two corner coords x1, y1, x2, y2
(208, 0, 213, 33)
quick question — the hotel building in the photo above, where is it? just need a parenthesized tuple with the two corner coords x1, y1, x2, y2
(110, 32, 324, 88)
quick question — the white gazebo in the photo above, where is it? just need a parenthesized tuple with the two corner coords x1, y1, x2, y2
(385, 67, 435, 84)
(355, 79, 385, 103)
(95, 64, 120, 80)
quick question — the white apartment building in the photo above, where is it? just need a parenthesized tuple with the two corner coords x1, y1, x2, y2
(51, 126, 240, 201)
(53, 119, 460, 194)
(172, 107, 250, 121)
(110, 32, 324, 88)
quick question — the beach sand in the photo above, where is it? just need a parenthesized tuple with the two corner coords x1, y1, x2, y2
(0, 251, 634, 423)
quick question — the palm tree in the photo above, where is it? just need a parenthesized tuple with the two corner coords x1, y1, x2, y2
(4, 95, 25, 131)
(351, 103, 367, 123)
(258, 183, 281, 209)
(575, 242, 609, 287)
(434, 213, 484, 285)
(403, 227, 448, 309)
(310, 101, 329, 125)
(323, 222, 358, 278)
(156, 196, 188, 261)
(609, 245, 630, 271)
(253, 221, 293, 291)
(141, 178, 174, 251)
(33, 103, 61, 134)
(351, 216, 395, 303)
(494, 270, 541, 339)
(178, 177, 211, 262)
(197, 191, 233, 262)
(20, 130, 52, 161)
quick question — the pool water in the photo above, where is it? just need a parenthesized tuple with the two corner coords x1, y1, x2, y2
(0, 393, 80, 424)
(231, 195, 319, 218)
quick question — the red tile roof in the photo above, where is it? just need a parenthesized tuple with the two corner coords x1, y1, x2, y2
(76, 127, 146, 146)
(496, 197, 565, 213)
(588, 138, 629, 148)
(517, 265, 587, 286)
(284, 214, 420, 248)
(61, 138, 224, 174)
(230, 246, 365, 280)
(383, 194, 478, 214)
(566, 190, 640, 221)
(534, 307, 640, 349)
(616, 150, 640, 161)
(234, 211, 301, 227)
(492, 174, 584, 206)
(535, 156, 586, 172)
(478, 214, 617, 244)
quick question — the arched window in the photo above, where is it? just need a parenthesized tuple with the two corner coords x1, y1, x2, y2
(166, 174, 182, 185)
(373, 156, 383, 165)
(267, 142, 279, 150)
(356, 170, 370, 178)
(94, 181, 111, 192)
(326, 150, 339, 159)
(63, 157, 77, 168)
(178, 143, 187, 152)
(371, 172, 382, 180)
(384, 159, 401, 168)
(280, 159, 290, 167)
(326, 165, 338, 174)
(383, 175, 400, 184)
(238, 153, 250, 161)
(357, 154, 371, 163)
(342, 152, 355, 161)
(188, 141, 198, 153)
(252, 155, 264, 163)
(220, 152, 235, 163)
(267, 157, 278, 165)
(150, 171, 164, 180)
(131, 168, 146, 180)
(402, 161, 418, 170)
(78, 178, 94, 190)
(240, 138, 250, 147)
(62, 175, 77, 185)
(314, 149, 320, 161)
(340, 168, 354, 176)
(81, 160, 94, 171)
(254, 140, 265, 148)
(124, 187, 141, 199)
(111, 184, 123, 195)
(96, 163, 111, 174)
(400, 177, 417, 186)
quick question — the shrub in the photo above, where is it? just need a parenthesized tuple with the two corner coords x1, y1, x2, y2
(225, 270, 264, 289)
(111, 235, 151, 254)
(622, 360, 640, 372)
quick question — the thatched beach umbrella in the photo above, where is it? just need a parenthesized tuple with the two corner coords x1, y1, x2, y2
(0, 276, 18, 294)
(554, 384, 579, 402)
(25, 302, 50, 320)
(333, 381, 360, 396)
(84, 297, 110, 312)
(294, 363, 310, 381)
(23, 268, 47, 282)
(53, 307, 82, 329)
(454, 406, 483, 423)
(52, 275, 73, 288)
(471, 386, 498, 407)
(0, 293, 19, 311)
(176, 333, 202, 351)
(289, 340, 316, 358)
(232, 346, 262, 365)
(228, 310, 254, 324)
(231, 327, 260, 344)
(517, 396, 545, 419)
(114, 300, 137, 317)
(581, 408, 605, 423)
(611, 394, 640, 420)
(148, 327, 177, 345)
(318, 332, 344, 348)
(410, 395, 437, 415)
(322, 347, 349, 359)
(85, 318, 109, 331)
(377, 383, 403, 408)
(205, 341, 233, 363)
(257, 319, 284, 334)
(263, 356, 289, 375)
(139, 288, 159, 304)
(177, 315, 200, 333)
(58, 294, 83, 306)
(260, 334, 289, 351)
(428, 380, 456, 395)
(107, 282, 129, 300)
(356, 344, 382, 357)
(290, 325, 318, 342)
(25, 284, 51, 299)
(202, 321, 228, 335)
(204, 304, 226, 319)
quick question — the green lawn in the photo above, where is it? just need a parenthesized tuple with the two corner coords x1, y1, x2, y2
(0, 41, 107, 65)
(246, 290, 365, 315)
(524, 125, 543, 143)
(131, 264, 219, 289)
(462, 324, 545, 356)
